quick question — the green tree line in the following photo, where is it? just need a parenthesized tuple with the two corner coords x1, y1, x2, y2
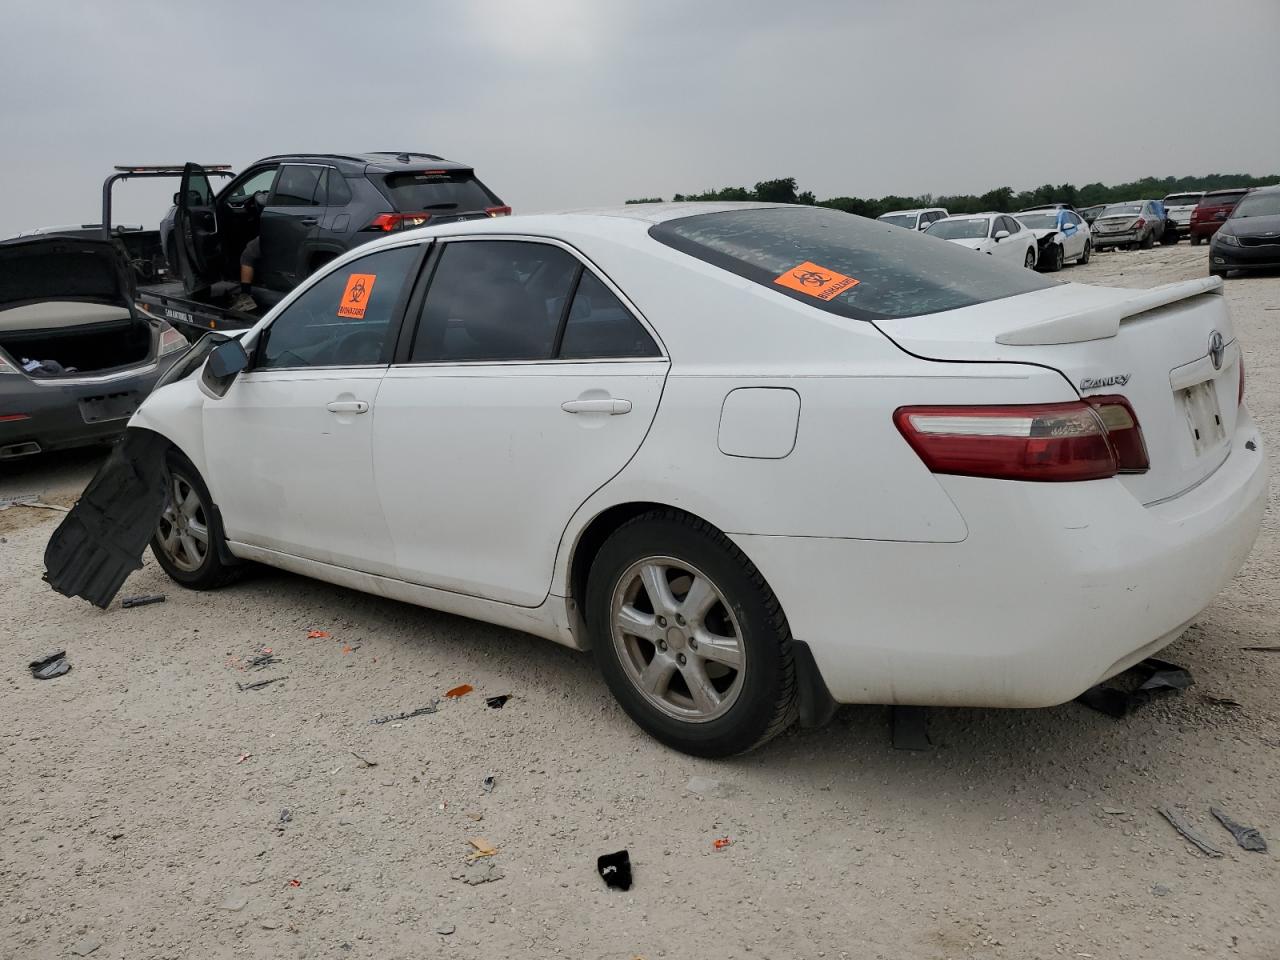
(627, 173, 1280, 218)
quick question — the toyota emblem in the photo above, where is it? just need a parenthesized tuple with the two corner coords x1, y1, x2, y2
(1208, 330, 1225, 371)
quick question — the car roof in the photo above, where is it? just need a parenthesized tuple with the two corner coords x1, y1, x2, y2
(251, 152, 472, 173)
(878, 208, 942, 217)
(937, 212, 996, 220)
(1203, 188, 1250, 198)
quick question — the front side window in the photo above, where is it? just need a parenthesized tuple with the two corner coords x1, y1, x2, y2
(228, 167, 279, 203)
(271, 165, 324, 207)
(257, 245, 421, 369)
(410, 241, 580, 363)
(925, 218, 990, 240)
(651, 207, 1053, 322)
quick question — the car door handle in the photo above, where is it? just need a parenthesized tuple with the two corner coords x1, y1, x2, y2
(326, 400, 369, 414)
(561, 397, 632, 415)
(300, 217, 319, 226)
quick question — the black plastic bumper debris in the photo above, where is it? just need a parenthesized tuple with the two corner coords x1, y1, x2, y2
(29, 650, 70, 680)
(121, 593, 166, 609)
(597, 849, 632, 891)
(1076, 657, 1193, 718)
(1211, 806, 1268, 853)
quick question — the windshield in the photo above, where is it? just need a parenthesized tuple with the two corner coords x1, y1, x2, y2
(925, 218, 990, 240)
(1101, 203, 1143, 217)
(649, 207, 1053, 322)
(877, 214, 917, 228)
(377, 170, 499, 212)
(1015, 213, 1060, 230)
(1163, 194, 1202, 206)
(1231, 193, 1280, 218)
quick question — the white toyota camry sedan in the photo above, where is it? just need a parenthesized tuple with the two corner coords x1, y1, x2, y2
(47, 203, 1267, 758)
(923, 213, 1039, 267)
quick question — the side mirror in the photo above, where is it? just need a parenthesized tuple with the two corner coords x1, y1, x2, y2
(917, 222, 929, 230)
(173, 192, 181, 205)
(994, 230, 1010, 241)
(200, 338, 249, 399)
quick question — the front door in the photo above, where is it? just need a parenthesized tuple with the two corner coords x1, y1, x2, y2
(373, 238, 669, 607)
(202, 242, 424, 574)
(174, 163, 221, 295)
(258, 163, 327, 293)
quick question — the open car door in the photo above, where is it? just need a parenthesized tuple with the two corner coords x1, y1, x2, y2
(173, 162, 222, 295)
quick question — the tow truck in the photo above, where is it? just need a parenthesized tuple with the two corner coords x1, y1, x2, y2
(101, 164, 257, 340)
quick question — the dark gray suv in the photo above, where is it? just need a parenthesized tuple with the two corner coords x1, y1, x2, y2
(167, 152, 508, 308)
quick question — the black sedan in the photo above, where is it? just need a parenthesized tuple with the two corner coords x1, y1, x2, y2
(0, 236, 188, 460)
(1210, 186, 1280, 277)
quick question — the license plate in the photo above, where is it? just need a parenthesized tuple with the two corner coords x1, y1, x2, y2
(1178, 381, 1225, 455)
(79, 392, 139, 424)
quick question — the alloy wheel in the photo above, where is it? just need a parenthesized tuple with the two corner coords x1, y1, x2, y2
(157, 469, 210, 573)
(609, 556, 746, 722)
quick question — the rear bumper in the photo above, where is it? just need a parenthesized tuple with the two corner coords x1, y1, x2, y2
(1094, 230, 1139, 247)
(0, 356, 179, 456)
(734, 411, 1267, 708)
(1190, 221, 1224, 239)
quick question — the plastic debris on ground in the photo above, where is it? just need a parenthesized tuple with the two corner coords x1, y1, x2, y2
(2, 494, 69, 513)
(481, 774, 496, 794)
(454, 861, 504, 885)
(237, 676, 286, 692)
(29, 651, 71, 680)
(1201, 694, 1242, 708)
(121, 593, 165, 609)
(445, 683, 473, 698)
(485, 694, 511, 709)
(287, 879, 301, 888)
(307, 630, 330, 639)
(597, 849, 633, 890)
(1076, 658, 1193, 718)
(1210, 806, 1268, 852)
(369, 702, 438, 725)
(1157, 805, 1223, 858)
(713, 837, 732, 850)
(235, 754, 251, 765)
(891, 705, 931, 750)
(1241, 645, 1280, 653)
(467, 837, 498, 861)
(350, 751, 377, 768)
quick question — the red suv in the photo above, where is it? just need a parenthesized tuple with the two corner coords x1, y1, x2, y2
(1190, 189, 1249, 245)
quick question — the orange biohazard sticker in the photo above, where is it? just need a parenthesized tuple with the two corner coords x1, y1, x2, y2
(337, 273, 377, 319)
(772, 261, 859, 301)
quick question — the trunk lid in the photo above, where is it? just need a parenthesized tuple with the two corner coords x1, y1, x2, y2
(874, 279, 1240, 505)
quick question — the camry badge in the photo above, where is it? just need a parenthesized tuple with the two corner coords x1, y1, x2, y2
(1209, 331, 1225, 371)
(1079, 374, 1131, 390)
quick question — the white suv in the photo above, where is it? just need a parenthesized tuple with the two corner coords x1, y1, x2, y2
(876, 207, 949, 231)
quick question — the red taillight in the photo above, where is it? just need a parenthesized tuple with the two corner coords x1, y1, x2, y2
(1239, 356, 1246, 406)
(362, 212, 433, 232)
(1084, 395, 1150, 473)
(1132, 218, 1146, 230)
(485, 205, 512, 217)
(894, 403, 1117, 482)
(0, 413, 31, 422)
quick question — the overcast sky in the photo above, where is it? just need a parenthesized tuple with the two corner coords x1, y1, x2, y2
(2, 0, 1278, 236)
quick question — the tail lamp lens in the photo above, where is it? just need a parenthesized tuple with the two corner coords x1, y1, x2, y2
(1085, 395, 1150, 473)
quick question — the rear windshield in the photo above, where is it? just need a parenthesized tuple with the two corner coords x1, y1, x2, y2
(1231, 193, 1280, 218)
(1163, 194, 1202, 206)
(649, 207, 1053, 322)
(925, 218, 990, 240)
(1016, 212, 1060, 229)
(1101, 203, 1143, 216)
(378, 170, 499, 213)
(1199, 192, 1246, 207)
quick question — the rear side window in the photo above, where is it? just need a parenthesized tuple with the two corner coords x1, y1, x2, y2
(650, 207, 1053, 322)
(379, 171, 500, 213)
(559, 271, 659, 359)
(317, 168, 352, 207)
(410, 241, 579, 362)
(258, 245, 420, 369)
(271, 165, 324, 207)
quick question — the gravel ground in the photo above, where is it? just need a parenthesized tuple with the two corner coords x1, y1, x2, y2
(2, 246, 1277, 960)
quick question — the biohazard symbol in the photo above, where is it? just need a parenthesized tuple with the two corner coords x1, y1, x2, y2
(337, 273, 377, 319)
(772, 261, 859, 301)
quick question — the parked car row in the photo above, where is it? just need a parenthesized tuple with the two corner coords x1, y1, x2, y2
(887, 206, 1093, 273)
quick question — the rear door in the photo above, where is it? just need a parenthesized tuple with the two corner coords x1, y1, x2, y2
(874, 280, 1242, 505)
(173, 163, 221, 294)
(202, 242, 425, 574)
(258, 163, 327, 291)
(372, 237, 668, 606)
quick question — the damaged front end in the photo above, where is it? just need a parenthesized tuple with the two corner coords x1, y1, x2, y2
(44, 333, 229, 607)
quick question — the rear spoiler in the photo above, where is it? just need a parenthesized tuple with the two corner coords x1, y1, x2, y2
(996, 277, 1224, 346)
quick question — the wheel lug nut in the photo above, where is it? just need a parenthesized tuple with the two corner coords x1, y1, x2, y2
(677, 653, 687, 666)
(676, 614, 686, 625)
(657, 640, 667, 651)
(688, 638, 698, 650)
(657, 616, 667, 627)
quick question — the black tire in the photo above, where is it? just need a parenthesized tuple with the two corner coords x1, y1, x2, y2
(1042, 243, 1064, 272)
(1141, 231, 1155, 250)
(1160, 229, 1178, 246)
(1210, 267, 1228, 278)
(585, 509, 797, 757)
(150, 449, 241, 590)
(1077, 241, 1091, 265)
(1191, 234, 1202, 247)
(1023, 248, 1036, 269)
